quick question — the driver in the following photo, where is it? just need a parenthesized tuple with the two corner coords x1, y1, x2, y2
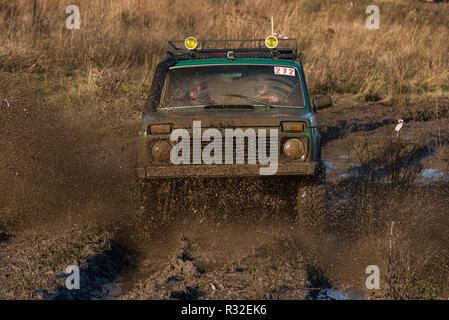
(172, 79, 213, 107)
(185, 80, 213, 105)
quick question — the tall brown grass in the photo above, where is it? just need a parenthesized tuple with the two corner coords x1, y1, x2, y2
(1, 0, 449, 100)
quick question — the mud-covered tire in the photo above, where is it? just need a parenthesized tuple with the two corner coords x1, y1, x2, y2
(296, 159, 326, 232)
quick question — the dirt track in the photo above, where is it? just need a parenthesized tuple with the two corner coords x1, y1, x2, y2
(1, 71, 448, 299)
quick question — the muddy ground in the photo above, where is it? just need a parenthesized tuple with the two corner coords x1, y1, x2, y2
(0, 70, 448, 300)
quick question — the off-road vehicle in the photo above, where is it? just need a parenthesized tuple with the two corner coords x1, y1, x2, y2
(137, 36, 332, 226)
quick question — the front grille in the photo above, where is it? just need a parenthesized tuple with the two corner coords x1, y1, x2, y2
(188, 135, 277, 164)
(148, 131, 309, 165)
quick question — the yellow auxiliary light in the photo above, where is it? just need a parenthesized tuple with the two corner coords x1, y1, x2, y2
(184, 37, 198, 50)
(265, 35, 278, 49)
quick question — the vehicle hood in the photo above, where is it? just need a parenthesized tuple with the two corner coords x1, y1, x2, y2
(143, 108, 316, 128)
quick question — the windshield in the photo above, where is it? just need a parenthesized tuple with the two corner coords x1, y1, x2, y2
(159, 64, 305, 109)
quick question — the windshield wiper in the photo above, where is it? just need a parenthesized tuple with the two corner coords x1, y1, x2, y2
(160, 95, 300, 110)
(219, 94, 299, 109)
(160, 97, 219, 110)
(159, 105, 207, 110)
(219, 93, 273, 107)
(204, 105, 255, 110)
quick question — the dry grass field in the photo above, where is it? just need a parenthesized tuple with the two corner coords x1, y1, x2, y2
(1, 0, 449, 101)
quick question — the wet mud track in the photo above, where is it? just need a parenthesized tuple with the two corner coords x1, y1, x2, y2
(1, 82, 448, 299)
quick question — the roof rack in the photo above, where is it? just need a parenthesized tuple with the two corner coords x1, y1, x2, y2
(166, 38, 299, 61)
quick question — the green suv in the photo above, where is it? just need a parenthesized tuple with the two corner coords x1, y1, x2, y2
(137, 36, 332, 225)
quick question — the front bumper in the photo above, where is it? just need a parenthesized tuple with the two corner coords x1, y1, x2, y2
(137, 162, 317, 179)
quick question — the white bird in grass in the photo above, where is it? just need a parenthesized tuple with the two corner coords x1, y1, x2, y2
(395, 119, 404, 138)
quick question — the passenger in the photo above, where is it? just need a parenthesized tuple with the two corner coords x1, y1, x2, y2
(254, 80, 281, 104)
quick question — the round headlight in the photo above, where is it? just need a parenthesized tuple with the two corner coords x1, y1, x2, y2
(265, 35, 278, 49)
(151, 141, 171, 161)
(184, 37, 198, 50)
(283, 139, 304, 159)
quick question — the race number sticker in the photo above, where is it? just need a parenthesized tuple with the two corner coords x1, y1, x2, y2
(274, 66, 295, 76)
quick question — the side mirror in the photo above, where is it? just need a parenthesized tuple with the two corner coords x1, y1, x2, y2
(313, 95, 333, 111)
